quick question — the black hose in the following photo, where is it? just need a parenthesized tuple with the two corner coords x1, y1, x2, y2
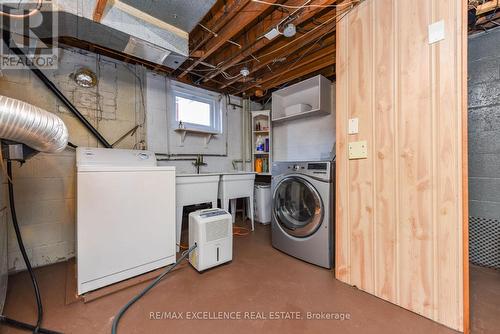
(111, 243, 197, 334)
(0, 316, 61, 334)
(0, 161, 63, 334)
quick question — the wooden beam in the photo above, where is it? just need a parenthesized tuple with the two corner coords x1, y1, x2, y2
(110, 0, 188, 39)
(190, 0, 252, 55)
(236, 42, 335, 94)
(93, 0, 109, 22)
(260, 58, 334, 91)
(191, 50, 206, 58)
(476, 0, 499, 15)
(203, 0, 339, 82)
(178, 0, 278, 79)
(220, 13, 336, 89)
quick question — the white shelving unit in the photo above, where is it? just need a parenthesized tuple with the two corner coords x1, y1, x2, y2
(251, 110, 272, 175)
(272, 75, 331, 123)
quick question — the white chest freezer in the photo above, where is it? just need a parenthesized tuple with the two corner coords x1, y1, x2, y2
(76, 147, 176, 295)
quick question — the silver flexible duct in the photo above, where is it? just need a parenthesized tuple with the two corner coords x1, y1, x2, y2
(0, 95, 68, 153)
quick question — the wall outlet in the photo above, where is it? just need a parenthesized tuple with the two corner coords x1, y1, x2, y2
(348, 118, 359, 134)
(428, 20, 445, 44)
(348, 141, 368, 160)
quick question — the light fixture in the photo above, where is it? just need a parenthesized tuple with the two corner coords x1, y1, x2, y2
(240, 67, 250, 77)
(264, 27, 280, 40)
(283, 23, 296, 38)
(71, 68, 98, 88)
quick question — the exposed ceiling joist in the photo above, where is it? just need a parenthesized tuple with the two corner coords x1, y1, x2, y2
(236, 38, 335, 94)
(178, 0, 279, 79)
(476, 0, 500, 15)
(203, 0, 339, 82)
(262, 56, 335, 91)
(219, 10, 337, 89)
(93, 0, 109, 22)
(110, 0, 188, 39)
(190, 0, 252, 55)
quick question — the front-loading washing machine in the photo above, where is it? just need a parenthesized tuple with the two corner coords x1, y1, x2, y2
(271, 161, 334, 269)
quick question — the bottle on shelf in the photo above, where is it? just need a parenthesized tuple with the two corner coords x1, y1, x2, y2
(263, 157, 268, 173)
(255, 158, 263, 173)
(256, 135, 264, 152)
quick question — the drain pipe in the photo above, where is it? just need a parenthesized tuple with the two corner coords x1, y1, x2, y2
(244, 98, 252, 170)
(2, 30, 112, 149)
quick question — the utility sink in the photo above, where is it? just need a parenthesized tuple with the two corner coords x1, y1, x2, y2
(175, 173, 220, 208)
(174, 171, 257, 250)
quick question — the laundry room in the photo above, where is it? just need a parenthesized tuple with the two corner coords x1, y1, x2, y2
(0, 1, 497, 334)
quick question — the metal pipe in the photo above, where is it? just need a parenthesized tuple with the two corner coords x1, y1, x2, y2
(2, 30, 112, 149)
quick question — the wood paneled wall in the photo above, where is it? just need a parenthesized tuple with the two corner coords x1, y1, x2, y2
(335, 0, 468, 331)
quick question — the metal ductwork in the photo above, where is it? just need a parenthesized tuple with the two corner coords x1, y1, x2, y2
(0, 95, 68, 153)
(49, 0, 216, 69)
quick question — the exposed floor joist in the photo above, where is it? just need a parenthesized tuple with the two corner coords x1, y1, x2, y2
(173, 0, 354, 99)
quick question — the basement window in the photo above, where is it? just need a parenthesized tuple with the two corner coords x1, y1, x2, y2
(172, 87, 221, 133)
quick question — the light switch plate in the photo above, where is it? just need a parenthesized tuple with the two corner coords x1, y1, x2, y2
(349, 141, 368, 160)
(348, 118, 359, 135)
(428, 20, 445, 44)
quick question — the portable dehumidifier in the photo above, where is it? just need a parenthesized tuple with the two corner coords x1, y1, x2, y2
(188, 209, 233, 271)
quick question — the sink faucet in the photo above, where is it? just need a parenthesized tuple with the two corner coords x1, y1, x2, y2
(193, 155, 207, 174)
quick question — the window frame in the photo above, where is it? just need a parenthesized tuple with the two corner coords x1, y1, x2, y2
(171, 84, 222, 133)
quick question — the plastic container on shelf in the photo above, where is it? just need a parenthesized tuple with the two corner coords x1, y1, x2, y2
(254, 183, 271, 224)
(256, 135, 264, 152)
(263, 157, 268, 173)
(255, 158, 263, 173)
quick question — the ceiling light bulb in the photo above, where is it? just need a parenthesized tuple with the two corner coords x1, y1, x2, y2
(240, 67, 250, 77)
(72, 68, 97, 88)
(283, 23, 296, 38)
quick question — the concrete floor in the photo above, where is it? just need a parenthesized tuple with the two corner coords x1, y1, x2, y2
(1, 224, 498, 334)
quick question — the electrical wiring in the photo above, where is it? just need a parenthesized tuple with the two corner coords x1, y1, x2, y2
(276, 0, 312, 29)
(197, 7, 347, 82)
(0, 158, 63, 334)
(251, 0, 358, 9)
(233, 226, 250, 236)
(261, 4, 355, 104)
(254, 7, 345, 60)
(221, 71, 242, 80)
(185, 0, 360, 87)
(198, 23, 218, 37)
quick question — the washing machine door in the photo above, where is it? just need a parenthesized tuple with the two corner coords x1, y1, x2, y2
(273, 176, 324, 238)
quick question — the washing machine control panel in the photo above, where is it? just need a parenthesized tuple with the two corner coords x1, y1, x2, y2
(274, 161, 332, 182)
(307, 163, 328, 171)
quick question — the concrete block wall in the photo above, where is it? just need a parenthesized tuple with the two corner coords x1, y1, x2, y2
(468, 28, 500, 219)
(468, 27, 500, 268)
(0, 46, 257, 272)
(0, 47, 145, 271)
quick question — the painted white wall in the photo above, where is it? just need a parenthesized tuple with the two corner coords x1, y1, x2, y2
(146, 72, 260, 173)
(272, 83, 336, 162)
(0, 47, 260, 271)
(0, 47, 145, 271)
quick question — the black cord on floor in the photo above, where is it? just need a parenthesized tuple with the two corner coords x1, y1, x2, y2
(0, 161, 63, 334)
(111, 243, 197, 334)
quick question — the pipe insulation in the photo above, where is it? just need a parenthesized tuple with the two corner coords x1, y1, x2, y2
(0, 95, 68, 153)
